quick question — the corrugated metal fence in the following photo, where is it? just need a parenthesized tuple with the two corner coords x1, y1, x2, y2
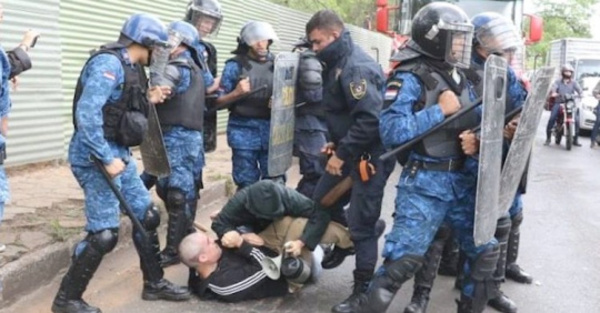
(1, 0, 391, 166)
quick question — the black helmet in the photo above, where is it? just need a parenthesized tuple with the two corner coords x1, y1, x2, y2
(184, 0, 223, 38)
(410, 2, 473, 68)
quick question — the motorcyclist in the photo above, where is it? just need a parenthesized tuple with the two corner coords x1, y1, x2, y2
(545, 64, 583, 146)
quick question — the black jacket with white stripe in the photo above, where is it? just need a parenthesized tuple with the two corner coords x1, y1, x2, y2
(195, 241, 289, 302)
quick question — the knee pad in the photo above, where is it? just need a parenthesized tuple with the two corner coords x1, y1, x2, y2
(494, 216, 511, 241)
(435, 223, 453, 241)
(511, 211, 524, 229)
(470, 246, 500, 282)
(142, 205, 161, 230)
(384, 255, 425, 284)
(88, 228, 119, 255)
(166, 188, 186, 212)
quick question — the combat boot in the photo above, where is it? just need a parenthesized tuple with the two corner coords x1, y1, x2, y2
(331, 270, 372, 313)
(142, 278, 191, 301)
(352, 255, 424, 313)
(488, 290, 517, 313)
(51, 230, 118, 313)
(159, 190, 191, 267)
(506, 213, 533, 284)
(52, 293, 101, 313)
(404, 286, 431, 313)
(405, 232, 445, 313)
(505, 263, 532, 284)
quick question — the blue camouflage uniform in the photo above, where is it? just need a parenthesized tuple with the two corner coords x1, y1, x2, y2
(458, 53, 528, 298)
(156, 51, 206, 202)
(220, 54, 280, 189)
(139, 44, 213, 191)
(0, 47, 12, 228)
(69, 49, 152, 232)
(378, 67, 497, 299)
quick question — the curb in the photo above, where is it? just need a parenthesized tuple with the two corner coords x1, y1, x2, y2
(0, 179, 229, 307)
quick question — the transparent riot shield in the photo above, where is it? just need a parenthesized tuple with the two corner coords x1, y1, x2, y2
(268, 52, 300, 177)
(497, 67, 556, 215)
(474, 55, 508, 247)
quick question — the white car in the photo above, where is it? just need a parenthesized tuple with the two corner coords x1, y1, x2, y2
(578, 76, 600, 132)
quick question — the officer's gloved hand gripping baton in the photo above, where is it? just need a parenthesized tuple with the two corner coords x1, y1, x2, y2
(208, 84, 269, 112)
(471, 105, 523, 133)
(92, 156, 149, 241)
(379, 96, 483, 161)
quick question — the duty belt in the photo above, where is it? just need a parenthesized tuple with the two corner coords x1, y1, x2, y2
(405, 158, 464, 176)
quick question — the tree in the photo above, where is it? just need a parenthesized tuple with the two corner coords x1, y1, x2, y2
(267, 0, 375, 27)
(527, 0, 599, 68)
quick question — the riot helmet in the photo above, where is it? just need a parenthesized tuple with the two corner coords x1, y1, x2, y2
(119, 13, 168, 49)
(410, 2, 473, 69)
(184, 0, 223, 38)
(168, 21, 200, 50)
(472, 12, 521, 59)
(233, 21, 278, 57)
(562, 64, 574, 79)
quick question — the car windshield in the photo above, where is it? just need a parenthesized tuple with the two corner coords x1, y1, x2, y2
(576, 59, 600, 81)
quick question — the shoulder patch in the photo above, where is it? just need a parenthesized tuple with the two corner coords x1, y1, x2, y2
(385, 80, 403, 101)
(103, 71, 116, 81)
(350, 79, 367, 100)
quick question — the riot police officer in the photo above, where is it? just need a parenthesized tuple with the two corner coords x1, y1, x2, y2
(353, 3, 500, 313)
(139, 0, 221, 192)
(51, 14, 190, 313)
(304, 10, 395, 313)
(0, 3, 39, 253)
(215, 21, 283, 190)
(404, 12, 527, 313)
(545, 64, 583, 146)
(153, 21, 212, 267)
(184, 0, 222, 155)
(292, 37, 327, 198)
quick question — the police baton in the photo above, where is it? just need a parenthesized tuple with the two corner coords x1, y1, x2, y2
(208, 84, 269, 112)
(470, 106, 523, 133)
(92, 156, 149, 241)
(379, 96, 483, 161)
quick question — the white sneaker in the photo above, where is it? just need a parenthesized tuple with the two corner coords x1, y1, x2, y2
(0, 243, 6, 253)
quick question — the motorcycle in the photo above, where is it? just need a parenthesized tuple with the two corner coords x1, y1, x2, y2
(551, 94, 578, 150)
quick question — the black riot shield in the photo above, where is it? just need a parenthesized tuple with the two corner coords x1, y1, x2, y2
(139, 103, 170, 178)
(268, 52, 299, 177)
(473, 55, 508, 247)
(497, 67, 555, 215)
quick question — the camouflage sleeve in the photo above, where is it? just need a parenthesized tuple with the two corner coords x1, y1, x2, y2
(506, 67, 527, 111)
(174, 65, 191, 95)
(0, 48, 12, 118)
(75, 54, 123, 164)
(218, 60, 241, 95)
(379, 72, 445, 149)
(202, 68, 214, 88)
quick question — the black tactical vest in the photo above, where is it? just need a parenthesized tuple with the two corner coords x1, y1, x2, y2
(391, 61, 479, 159)
(228, 55, 274, 119)
(156, 57, 206, 131)
(72, 42, 149, 147)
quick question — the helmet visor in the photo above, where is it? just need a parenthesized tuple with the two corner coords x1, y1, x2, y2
(475, 18, 521, 55)
(191, 9, 222, 38)
(149, 30, 183, 86)
(445, 28, 474, 69)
